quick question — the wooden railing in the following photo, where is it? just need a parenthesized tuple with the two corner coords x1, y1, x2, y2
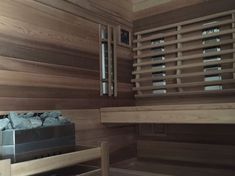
(0, 142, 109, 176)
(132, 10, 235, 98)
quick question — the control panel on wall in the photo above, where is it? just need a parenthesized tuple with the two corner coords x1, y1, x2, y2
(99, 25, 117, 97)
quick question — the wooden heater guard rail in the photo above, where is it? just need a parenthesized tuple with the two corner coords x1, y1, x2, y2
(0, 142, 109, 176)
(100, 103, 235, 124)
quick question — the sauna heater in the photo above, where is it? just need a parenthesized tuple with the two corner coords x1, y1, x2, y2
(0, 123, 76, 163)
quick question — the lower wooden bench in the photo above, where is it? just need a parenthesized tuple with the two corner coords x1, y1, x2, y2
(101, 103, 235, 124)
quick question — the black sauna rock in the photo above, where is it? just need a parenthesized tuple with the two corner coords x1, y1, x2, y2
(0, 118, 10, 130)
(40, 111, 61, 120)
(43, 117, 61, 127)
(58, 116, 70, 124)
(49, 111, 61, 118)
(9, 112, 32, 129)
(29, 116, 42, 128)
(24, 112, 35, 118)
(40, 112, 50, 119)
(1, 111, 71, 130)
(17, 112, 34, 119)
(6, 122, 13, 130)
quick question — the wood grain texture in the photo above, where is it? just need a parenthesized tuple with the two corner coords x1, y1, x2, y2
(137, 140, 235, 167)
(134, 2, 235, 105)
(101, 103, 235, 124)
(101, 142, 110, 176)
(62, 109, 136, 154)
(133, 0, 204, 19)
(138, 124, 235, 145)
(11, 147, 101, 176)
(0, 0, 134, 110)
(0, 109, 136, 164)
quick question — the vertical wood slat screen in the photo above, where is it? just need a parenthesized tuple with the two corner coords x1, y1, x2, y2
(132, 10, 235, 98)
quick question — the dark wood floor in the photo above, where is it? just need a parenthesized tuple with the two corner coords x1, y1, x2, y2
(112, 158, 235, 176)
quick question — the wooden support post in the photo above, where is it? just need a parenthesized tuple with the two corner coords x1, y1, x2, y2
(0, 159, 11, 176)
(177, 25, 183, 92)
(101, 142, 109, 176)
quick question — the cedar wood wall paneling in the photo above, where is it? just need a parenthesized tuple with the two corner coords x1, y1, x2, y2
(62, 109, 136, 163)
(0, 0, 134, 111)
(0, 0, 136, 162)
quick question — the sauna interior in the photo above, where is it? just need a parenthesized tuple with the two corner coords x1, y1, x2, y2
(0, 0, 235, 175)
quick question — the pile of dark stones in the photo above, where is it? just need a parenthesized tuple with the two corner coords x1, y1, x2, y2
(0, 111, 71, 131)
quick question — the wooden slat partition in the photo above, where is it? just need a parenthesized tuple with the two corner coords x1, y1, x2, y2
(101, 103, 235, 124)
(134, 39, 235, 59)
(134, 28, 235, 51)
(137, 140, 235, 167)
(133, 10, 235, 98)
(133, 19, 235, 43)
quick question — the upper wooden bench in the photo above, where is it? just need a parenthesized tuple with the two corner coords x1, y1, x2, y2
(100, 103, 235, 124)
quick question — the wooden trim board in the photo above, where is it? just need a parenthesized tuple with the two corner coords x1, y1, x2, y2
(0, 142, 110, 176)
(101, 103, 235, 124)
(11, 147, 101, 176)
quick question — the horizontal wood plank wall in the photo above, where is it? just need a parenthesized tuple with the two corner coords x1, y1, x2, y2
(0, 0, 134, 111)
(0, 0, 135, 164)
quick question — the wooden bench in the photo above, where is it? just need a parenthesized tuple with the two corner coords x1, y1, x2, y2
(137, 140, 235, 167)
(0, 142, 109, 176)
(101, 103, 235, 124)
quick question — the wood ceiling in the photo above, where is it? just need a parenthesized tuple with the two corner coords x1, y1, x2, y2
(131, 0, 173, 12)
